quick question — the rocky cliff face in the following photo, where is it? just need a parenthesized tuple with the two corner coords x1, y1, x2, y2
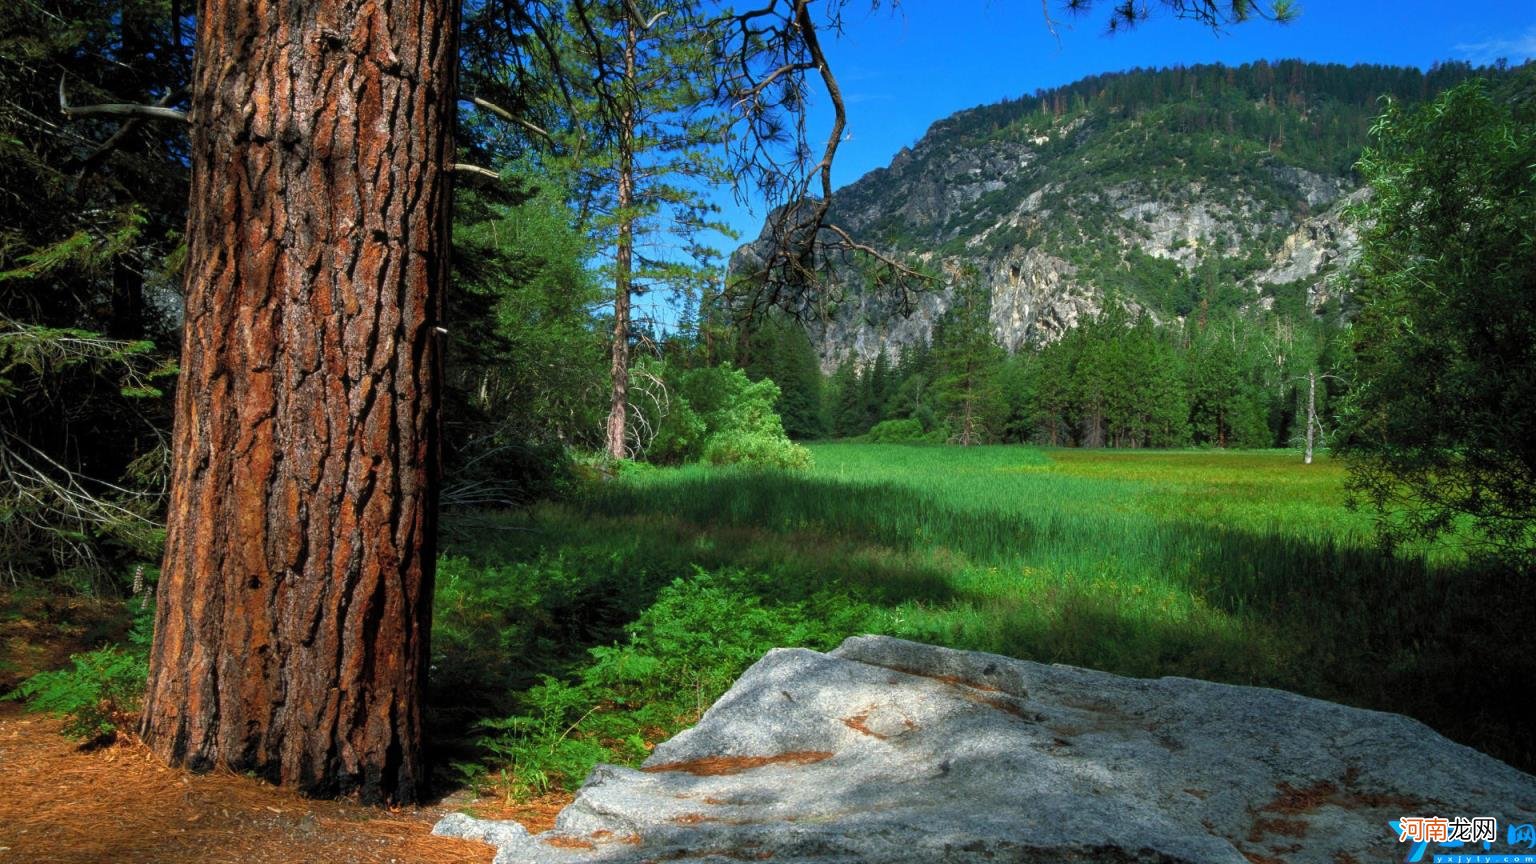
(731, 65, 1383, 372)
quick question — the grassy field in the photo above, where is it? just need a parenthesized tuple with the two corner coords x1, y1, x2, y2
(431, 444, 1533, 796)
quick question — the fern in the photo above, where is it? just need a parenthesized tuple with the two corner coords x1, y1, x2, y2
(4, 645, 148, 741)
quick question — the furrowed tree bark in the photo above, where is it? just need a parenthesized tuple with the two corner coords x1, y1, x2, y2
(140, 0, 457, 804)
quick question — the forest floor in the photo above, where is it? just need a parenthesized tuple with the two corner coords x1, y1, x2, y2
(0, 703, 578, 864)
(0, 594, 570, 864)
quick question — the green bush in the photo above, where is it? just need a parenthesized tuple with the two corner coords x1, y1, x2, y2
(464, 566, 870, 795)
(645, 374, 707, 464)
(637, 360, 811, 470)
(702, 430, 812, 469)
(866, 418, 936, 444)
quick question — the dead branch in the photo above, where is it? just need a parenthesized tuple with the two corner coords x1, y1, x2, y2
(467, 95, 554, 142)
(59, 76, 187, 122)
(72, 87, 187, 171)
(712, 1, 938, 330)
(624, 362, 672, 459)
(712, 0, 1288, 332)
(452, 162, 503, 183)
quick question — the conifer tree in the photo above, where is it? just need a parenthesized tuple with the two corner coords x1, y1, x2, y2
(556, 0, 732, 460)
(141, 0, 457, 804)
(740, 313, 826, 439)
(932, 279, 1007, 445)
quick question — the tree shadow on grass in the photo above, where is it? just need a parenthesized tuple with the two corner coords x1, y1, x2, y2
(427, 494, 971, 791)
(429, 470, 1536, 788)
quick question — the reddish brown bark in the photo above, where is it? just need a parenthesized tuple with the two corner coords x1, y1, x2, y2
(141, 0, 457, 804)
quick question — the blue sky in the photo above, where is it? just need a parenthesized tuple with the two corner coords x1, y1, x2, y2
(814, 2, 1530, 184)
(712, 0, 1535, 240)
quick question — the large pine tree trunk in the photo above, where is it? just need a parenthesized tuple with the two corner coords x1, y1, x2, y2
(140, 0, 457, 804)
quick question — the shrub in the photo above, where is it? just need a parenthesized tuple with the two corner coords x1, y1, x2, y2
(866, 418, 935, 444)
(635, 360, 811, 470)
(5, 576, 154, 742)
(702, 430, 812, 470)
(646, 394, 707, 465)
(465, 566, 870, 795)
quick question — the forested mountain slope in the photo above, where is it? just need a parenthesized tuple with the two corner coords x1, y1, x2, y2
(736, 61, 1503, 371)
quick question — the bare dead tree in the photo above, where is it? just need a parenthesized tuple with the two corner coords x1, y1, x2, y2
(624, 360, 673, 458)
(1293, 368, 1345, 465)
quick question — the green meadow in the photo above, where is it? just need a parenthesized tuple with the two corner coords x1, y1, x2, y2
(432, 445, 1533, 797)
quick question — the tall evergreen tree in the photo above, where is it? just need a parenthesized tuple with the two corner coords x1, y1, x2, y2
(141, 0, 458, 803)
(827, 359, 868, 438)
(1186, 320, 1268, 448)
(739, 313, 826, 440)
(561, 0, 731, 459)
(445, 166, 607, 505)
(932, 279, 1007, 445)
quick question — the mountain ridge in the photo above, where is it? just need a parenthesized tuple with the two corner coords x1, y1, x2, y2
(732, 59, 1505, 372)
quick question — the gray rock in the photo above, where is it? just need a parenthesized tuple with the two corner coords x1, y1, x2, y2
(438, 636, 1536, 863)
(1251, 188, 1367, 301)
(433, 811, 532, 848)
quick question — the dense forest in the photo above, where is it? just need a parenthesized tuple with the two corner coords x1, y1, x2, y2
(747, 287, 1348, 450)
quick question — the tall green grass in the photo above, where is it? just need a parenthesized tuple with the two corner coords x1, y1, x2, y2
(434, 444, 1534, 796)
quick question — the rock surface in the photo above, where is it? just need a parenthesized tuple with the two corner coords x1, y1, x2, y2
(437, 636, 1536, 863)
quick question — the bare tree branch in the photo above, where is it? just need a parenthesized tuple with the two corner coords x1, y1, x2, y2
(712, 0, 1291, 335)
(467, 95, 554, 141)
(59, 76, 187, 122)
(452, 162, 503, 183)
(73, 86, 187, 171)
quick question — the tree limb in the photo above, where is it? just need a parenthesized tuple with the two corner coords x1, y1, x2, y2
(452, 163, 502, 183)
(59, 76, 187, 122)
(467, 95, 553, 142)
(713, 0, 1291, 331)
(73, 87, 187, 171)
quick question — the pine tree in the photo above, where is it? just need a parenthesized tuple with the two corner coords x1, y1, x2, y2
(932, 280, 1006, 445)
(561, 0, 732, 459)
(740, 314, 825, 440)
(141, 0, 456, 804)
(827, 360, 868, 438)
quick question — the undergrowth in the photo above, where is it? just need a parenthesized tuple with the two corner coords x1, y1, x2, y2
(435, 559, 876, 800)
(4, 597, 153, 742)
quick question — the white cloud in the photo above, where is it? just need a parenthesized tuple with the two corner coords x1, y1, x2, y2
(1453, 25, 1536, 65)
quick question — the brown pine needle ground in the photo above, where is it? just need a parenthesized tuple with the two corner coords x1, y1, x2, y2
(0, 703, 569, 864)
